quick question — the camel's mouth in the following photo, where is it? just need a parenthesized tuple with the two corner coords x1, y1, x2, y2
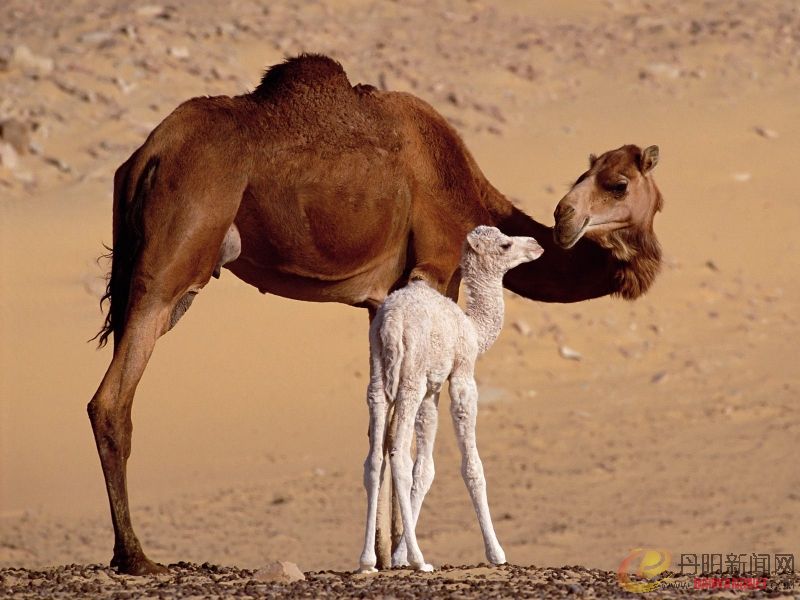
(554, 217, 589, 249)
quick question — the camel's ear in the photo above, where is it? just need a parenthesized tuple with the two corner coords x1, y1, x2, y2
(589, 153, 598, 167)
(640, 145, 659, 173)
(466, 229, 488, 254)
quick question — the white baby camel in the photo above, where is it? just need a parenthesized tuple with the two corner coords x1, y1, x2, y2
(358, 226, 544, 572)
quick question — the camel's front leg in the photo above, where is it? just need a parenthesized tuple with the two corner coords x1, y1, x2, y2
(392, 391, 438, 567)
(449, 376, 506, 565)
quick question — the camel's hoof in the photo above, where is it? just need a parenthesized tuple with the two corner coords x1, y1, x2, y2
(357, 566, 379, 574)
(111, 554, 169, 576)
(416, 563, 435, 572)
(391, 557, 410, 568)
(488, 549, 507, 566)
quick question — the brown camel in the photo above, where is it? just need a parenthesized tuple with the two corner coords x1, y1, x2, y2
(88, 54, 663, 575)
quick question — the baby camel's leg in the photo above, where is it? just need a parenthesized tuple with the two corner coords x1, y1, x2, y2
(358, 375, 390, 573)
(390, 383, 433, 572)
(449, 375, 506, 565)
(392, 390, 438, 567)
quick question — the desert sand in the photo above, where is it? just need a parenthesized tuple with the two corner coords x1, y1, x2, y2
(1, 0, 798, 596)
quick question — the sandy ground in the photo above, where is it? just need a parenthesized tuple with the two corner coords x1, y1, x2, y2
(1, 0, 799, 595)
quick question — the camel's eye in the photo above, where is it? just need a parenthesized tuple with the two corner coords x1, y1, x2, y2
(500, 242, 512, 251)
(610, 181, 628, 197)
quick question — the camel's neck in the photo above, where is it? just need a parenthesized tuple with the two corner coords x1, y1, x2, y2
(463, 270, 506, 355)
(478, 183, 627, 303)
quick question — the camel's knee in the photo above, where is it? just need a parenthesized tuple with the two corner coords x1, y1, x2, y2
(412, 460, 435, 492)
(449, 376, 476, 401)
(363, 452, 384, 486)
(461, 457, 484, 483)
(212, 223, 241, 278)
(449, 378, 477, 419)
(365, 445, 385, 474)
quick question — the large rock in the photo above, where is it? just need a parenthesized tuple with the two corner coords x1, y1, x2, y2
(253, 561, 305, 583)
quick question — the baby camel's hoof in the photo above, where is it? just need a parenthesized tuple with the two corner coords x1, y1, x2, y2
(415, 563, 435, 573)
(357, 566, 378, 574)
(391, 559, 410, 568)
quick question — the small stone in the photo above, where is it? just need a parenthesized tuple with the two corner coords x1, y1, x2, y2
(558, 345, 582, 361)
(78, 31, 115, 45)
(10, 45, 54, 75)
(114, 77, 136, 94)
(168, 46, 190, 59)
(566, 582, 584, 594)
(217, 22, 237, 36)
(92, 571, 113, 583)
(639, 62, 680, 80)
(650, 371, 668, 384)
(0, 119, 31, 154)
(136, 5, 168, 18)
(753, 126, 778, 139)
(512, 320, 532, 336)
(43, 156, 71, 173)
(0, 142, 19, 170)
(254, 561, 305, 583)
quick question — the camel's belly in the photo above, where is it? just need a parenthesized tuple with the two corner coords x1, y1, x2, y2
(225, 251, 407, 306)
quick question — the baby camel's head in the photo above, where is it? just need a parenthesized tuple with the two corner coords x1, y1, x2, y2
(462, 226, 543, 279)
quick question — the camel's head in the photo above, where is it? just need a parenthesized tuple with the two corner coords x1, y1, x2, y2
(463, 226, 544, 277)
(553, 145, 663, 258)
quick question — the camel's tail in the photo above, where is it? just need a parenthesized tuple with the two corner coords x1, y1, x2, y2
(93, 153, 159, 348)
(379, 312, 405, 403)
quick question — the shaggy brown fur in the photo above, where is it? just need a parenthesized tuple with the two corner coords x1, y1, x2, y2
(552, 143, 664, 300)
(87, 54, 664, 575)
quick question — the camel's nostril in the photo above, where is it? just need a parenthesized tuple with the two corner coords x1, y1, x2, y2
(555, 203, 574, 221)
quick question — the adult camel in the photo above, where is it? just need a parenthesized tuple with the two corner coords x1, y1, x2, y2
(89, 54, 663, 575)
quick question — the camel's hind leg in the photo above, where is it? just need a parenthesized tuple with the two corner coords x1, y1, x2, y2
(89, 268, 223, 573)
(88, 162, 242, 574)
(358, 351, 390, 573)
(391, 390, 438, 567)
(389, 382, 432, 572)
(88, 297, 172, 574)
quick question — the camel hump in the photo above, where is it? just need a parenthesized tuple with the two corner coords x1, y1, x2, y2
(252, 53, 352, 99)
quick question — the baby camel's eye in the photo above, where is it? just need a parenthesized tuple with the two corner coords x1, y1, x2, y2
(500, 242, 512, 251)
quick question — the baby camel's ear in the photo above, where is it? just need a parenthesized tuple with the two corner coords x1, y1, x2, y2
(466, 228, 489, 254)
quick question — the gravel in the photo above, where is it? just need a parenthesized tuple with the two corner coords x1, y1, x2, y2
(1, 563, 796, 599)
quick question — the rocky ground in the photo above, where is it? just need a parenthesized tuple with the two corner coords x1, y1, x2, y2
(1, 563, 797, 599)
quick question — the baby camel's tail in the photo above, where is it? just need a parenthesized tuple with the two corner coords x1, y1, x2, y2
(379, 312, 404, 403)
